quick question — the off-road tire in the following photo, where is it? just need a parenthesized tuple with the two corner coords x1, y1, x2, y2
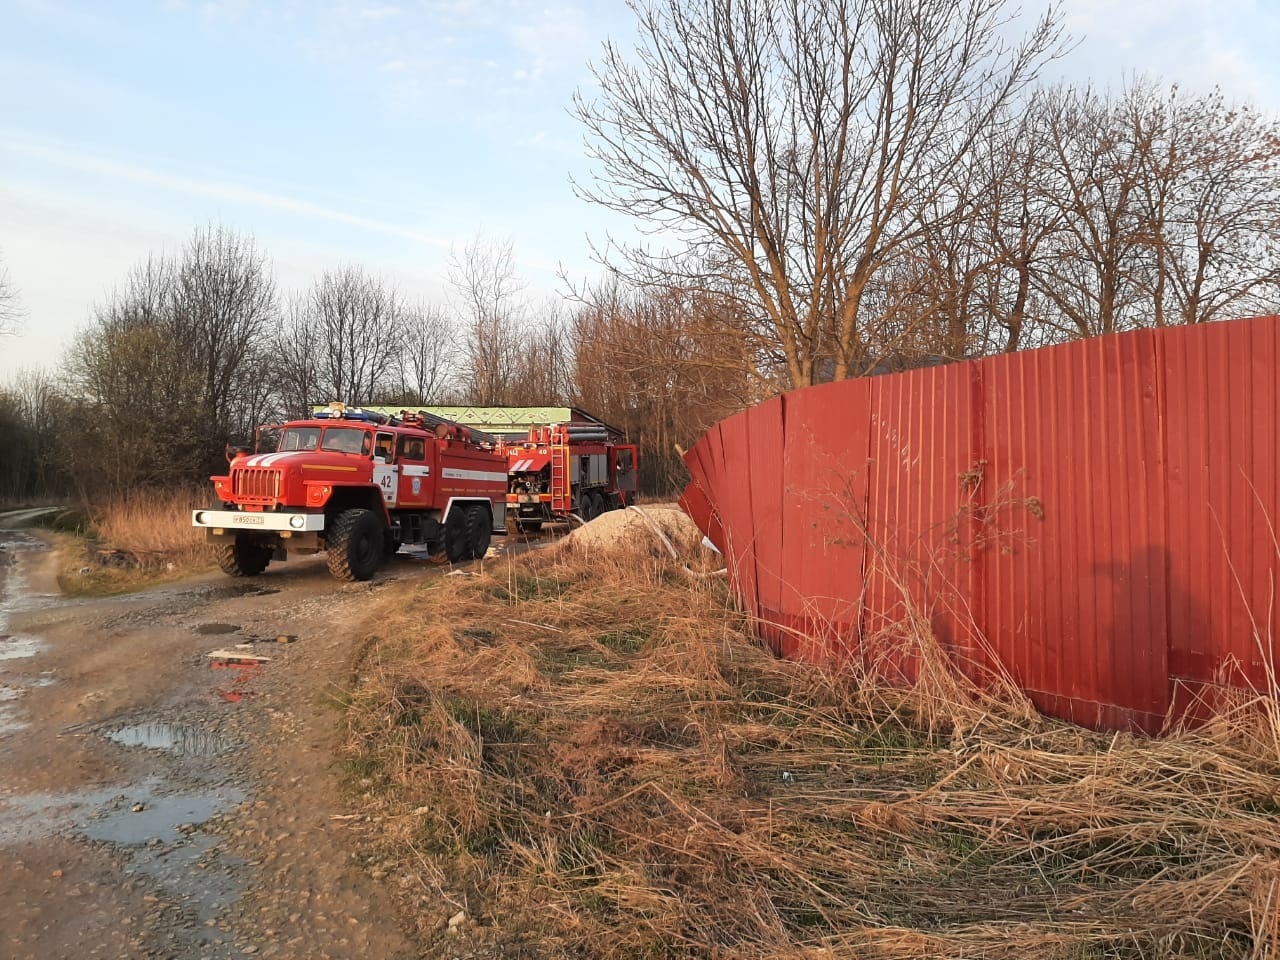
(583, 491, 605, 522)
(214, 537, 272, 577)
(327, 508, 385, 581)
(444, 507, 471, 563)
(465, 505, 492, 560)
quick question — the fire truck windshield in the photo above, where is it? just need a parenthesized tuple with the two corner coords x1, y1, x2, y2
(279, 427, 321, 451)
(320, 427, 372, 455)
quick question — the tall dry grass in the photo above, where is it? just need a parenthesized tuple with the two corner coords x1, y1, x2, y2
(90, 487, 208, 563)
(56, 488, 211, 594)
(341, 538, 1280, 960)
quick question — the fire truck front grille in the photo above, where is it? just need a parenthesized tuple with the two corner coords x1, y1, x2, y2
(232, 468, 282, 503)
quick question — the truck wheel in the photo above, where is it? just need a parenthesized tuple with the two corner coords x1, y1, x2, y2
(465, 505, 492, 560)
(444, 507, 470, 563)
(516, 519, 543, 534)
(327, 508, 385, 581)
(214, 537, 272, 577)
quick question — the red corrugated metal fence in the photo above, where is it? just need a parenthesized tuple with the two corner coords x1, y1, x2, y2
(680, 315, 1280, 733)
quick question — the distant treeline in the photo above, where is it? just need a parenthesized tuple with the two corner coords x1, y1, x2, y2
(0, 228, 742, 504)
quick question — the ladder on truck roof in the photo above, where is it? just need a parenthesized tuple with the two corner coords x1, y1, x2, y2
(550, 436, 572, 514)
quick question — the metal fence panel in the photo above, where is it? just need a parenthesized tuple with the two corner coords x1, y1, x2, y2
(1162, 316, 1280, 699)
(681, 316, 1280, 732)
(779, 379, 875, 661)
(976, 333, 1169, 732)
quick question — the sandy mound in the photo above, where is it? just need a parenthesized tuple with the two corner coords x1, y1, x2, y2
(563, 504, 710, 559)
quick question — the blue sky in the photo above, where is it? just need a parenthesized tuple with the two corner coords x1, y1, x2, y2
(1, 0, 1278, 377)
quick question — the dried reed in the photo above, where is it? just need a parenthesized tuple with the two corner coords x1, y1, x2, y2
(342, 538, 1280, 959)
(91, 486, 207, 563)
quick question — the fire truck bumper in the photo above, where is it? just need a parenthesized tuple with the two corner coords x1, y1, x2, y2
(192, 510, 327, 534)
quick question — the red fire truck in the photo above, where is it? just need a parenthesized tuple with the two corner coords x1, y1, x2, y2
(499, 422, 638, 532)
(193, 404, 508, 580)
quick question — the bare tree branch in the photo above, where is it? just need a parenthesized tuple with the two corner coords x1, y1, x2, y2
(574, 0, 1066, 388)
(448, 234, 527, 405)
(0, 253, 24, 336)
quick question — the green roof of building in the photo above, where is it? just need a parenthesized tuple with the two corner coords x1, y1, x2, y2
(310, 404, 619, 437)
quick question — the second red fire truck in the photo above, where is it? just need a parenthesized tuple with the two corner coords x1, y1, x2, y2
(498, 422, 638, 532)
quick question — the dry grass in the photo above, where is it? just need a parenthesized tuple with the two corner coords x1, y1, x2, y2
(341, 540, 1280, 960)
(57, 488, 211, 594)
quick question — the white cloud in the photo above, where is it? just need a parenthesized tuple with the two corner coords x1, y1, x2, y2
(509, 5, 592, 71)
(1059, 0, 1279, 109)
(0, 134, 453, 250)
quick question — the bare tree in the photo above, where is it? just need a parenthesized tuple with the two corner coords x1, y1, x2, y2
(574, 0, 1065, 388)
(59, 227, 278, 491)
(1136, 88, 1280, 326)
(504, 299, 576, 406)
(0, 254, 20, 336)
(274, 296, 326, 417)
(1019, 82, 1280, 341)
(302, 265, 404, 405)
(0, 368, 66, 500)
(395, 302, 459, 405)
(572, 279, 757, 493)
(1033, 84, 1159, 338)
(448, 235, 525, 405)
(968, 97, 1068, 353)
(173, 224, 276, 446)
(64, 256, 201, 493)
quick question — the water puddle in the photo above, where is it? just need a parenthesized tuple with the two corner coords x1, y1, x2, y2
(0, 532, 54, 706)
(0, 633, 42, 660)
(0, 716, 27, 734)
(0, 685, 27, 734)
(129, 830, 246, 926)
(106, 722, 235, 757)
(0, 776, 243, 843)
(195, 622, 241, 635)
(81, 784, 246, 845)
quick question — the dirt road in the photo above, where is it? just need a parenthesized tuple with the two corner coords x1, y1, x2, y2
(0, 523, 450, 959)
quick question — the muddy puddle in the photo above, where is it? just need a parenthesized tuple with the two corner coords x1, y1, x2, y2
(1, 775, 250, 942)
(80, 778, 247, 845)
(0, 684, 25, 734)
(195, 622, 242, 635)
(0, 776, 246, 845)
(0, 519, 269, 952)
(106, 722, 236, 756)
(0, 530, 54, 738)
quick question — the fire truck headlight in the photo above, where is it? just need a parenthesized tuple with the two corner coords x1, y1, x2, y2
(195, 511, 208, 525)
(289, 515, 306, 530)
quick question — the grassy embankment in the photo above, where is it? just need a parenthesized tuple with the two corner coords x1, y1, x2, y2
(341, 528, 1280, 960)
(49, 488, 211, 595)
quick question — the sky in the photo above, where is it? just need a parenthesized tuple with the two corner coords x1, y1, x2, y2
(1, 0, 1278, 378)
